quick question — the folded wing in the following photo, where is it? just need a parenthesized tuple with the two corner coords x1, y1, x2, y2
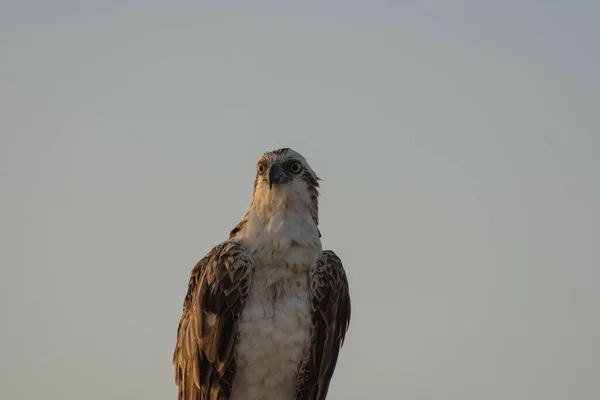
(296, 250, 352, 400)
(173, 241, 253, 400)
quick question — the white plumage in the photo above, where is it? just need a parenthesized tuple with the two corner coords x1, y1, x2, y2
(231, 178, 322, 399)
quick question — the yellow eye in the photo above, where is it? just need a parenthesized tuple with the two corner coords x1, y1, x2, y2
(257, 163, 266, 174)
(290, 162, 302, 174)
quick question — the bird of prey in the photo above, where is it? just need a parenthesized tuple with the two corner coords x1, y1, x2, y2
(173, 148, 351, 400)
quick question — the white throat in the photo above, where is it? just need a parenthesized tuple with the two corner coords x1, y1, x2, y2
(237, 186, 322, 269)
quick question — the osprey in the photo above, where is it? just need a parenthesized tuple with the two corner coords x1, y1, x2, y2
(173, 148, 351, 400)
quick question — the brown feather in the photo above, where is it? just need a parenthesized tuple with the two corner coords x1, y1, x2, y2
(295, 250, 351, 400)
(173, 241, 253, 400)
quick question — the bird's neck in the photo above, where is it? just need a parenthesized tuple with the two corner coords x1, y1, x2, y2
(243, 199, 321, 244)
(235, 196, 321, 268)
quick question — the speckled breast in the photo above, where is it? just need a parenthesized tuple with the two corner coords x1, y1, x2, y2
(230, 263, 313, 400)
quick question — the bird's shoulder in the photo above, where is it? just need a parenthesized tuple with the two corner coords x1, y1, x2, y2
(310, 250, 350, 303)
(182, 239, 253, 309)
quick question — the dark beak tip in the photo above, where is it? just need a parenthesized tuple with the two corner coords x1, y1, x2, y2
(268, 163, 284, 190)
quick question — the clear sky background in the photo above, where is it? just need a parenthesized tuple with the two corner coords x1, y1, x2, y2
(2, 1, 599, 399)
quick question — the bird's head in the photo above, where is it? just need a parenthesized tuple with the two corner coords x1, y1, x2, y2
(251, 148, 320, 223)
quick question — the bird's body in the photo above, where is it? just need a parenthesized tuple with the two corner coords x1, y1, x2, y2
(174, 148, 350, 400)
(230, 200, 319, 399)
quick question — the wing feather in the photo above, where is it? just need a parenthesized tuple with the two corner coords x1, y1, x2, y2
(173, 240, 253, 400)
(296, 250, 351, 400)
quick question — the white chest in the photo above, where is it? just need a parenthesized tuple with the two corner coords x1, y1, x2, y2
(230, 210, 320, 400)
(230, 266, 312, 400)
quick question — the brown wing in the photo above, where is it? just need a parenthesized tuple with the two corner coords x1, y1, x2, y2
(173, 241, 253, 400)
(296, 250, 351, 400)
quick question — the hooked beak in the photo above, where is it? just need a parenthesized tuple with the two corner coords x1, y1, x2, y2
(268, 163, 284, 190)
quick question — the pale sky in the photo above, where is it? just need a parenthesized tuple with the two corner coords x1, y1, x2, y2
(2, 1, 599, 399)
